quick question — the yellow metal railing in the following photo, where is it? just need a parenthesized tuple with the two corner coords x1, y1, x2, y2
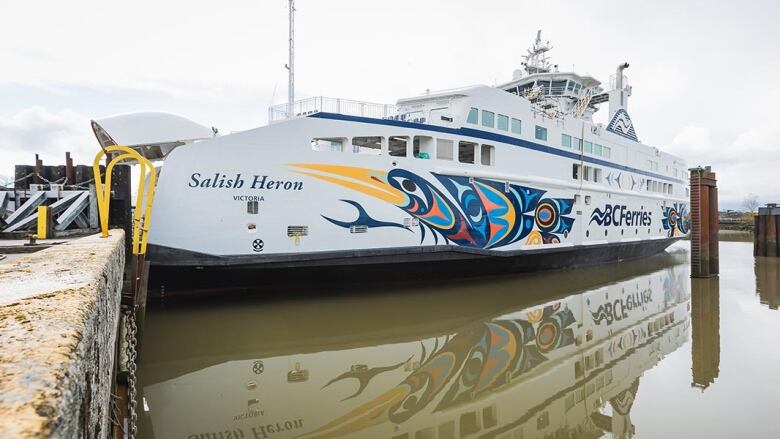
(93, 145, 157, 255)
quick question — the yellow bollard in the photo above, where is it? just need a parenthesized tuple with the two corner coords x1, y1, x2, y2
(36, 206, 51, 240)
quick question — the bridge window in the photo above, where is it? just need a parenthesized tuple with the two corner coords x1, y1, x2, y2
(311, 137, 346, 152)
(458, 141, 477, 164)
(467, 107, 479, 124)
(551, 80, 567, 95)
(480, 144, 495, 166)
(603, 146, 611, 159)
(573, 137, 583, 151)
(535, 125, 548, 141)
(594, 143, 603, 156)
(481, 110, 495, 128)
(511, 118, 522, 134)
(436, 139, 454, 160)
(352, 136, 383, 154)
(413, 136, 434, 159)
(389, 136, 409, 157)
(497, 114, 509, 131)
(561, 134, 572, 148)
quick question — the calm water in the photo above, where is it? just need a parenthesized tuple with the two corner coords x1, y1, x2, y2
(137, 241, 780, 438)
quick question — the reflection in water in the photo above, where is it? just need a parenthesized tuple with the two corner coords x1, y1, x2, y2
(755, 257, 780, 310)
(138, 251, 699, 439)
(691, 278, 720, 389)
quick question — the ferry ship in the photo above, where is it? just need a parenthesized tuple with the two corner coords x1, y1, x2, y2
(139, 257, 693, 438)
(91, 31, 690, 286)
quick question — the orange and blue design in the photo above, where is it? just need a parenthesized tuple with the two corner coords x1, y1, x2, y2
(289, 164, 575, 248)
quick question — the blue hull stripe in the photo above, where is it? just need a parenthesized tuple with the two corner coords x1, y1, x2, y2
(308, 112, 685, 184)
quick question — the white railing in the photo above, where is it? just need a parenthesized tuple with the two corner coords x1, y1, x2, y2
(268, 96, 398, 123)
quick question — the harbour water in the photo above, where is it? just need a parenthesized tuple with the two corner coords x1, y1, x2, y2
(137, 240, 780, 438)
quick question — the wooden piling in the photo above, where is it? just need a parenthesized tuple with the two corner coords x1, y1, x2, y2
(690, 167, 719, 278)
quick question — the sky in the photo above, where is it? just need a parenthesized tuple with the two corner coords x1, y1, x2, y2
(1, 0, 779, 209)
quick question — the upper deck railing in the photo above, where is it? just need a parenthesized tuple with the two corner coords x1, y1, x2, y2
(268, 97, 398, 123)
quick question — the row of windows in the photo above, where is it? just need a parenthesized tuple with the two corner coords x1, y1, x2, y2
(572, 164, 603, 183)
(466, 107, 522, 135)
(647, 179, 674, 194)
(312, 136, 495, 165)
(561, 134, 612, 159)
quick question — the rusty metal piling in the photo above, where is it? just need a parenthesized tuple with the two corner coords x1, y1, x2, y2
(755, 203, 780, 257)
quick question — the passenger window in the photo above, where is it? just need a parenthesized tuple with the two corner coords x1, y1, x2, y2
(511, 118, 522, 134)
(436, 139, 454, 160)
(458, 141, 477, 164)
(497, 114, 509, 131)
(389, 136, 409, 157)
(535, 125, 548, 141)
(584, 141, 593, 154)
(413, 136, 434, 159)
(583, 166, 591, 181)
(572, 164, 580, 180)
(561, 134, 572, 148)
(480, 144, 494, 166)
(352, 136, 383, 154)
(594, 168, 602, 183)
(481, 110, 495, 128)
(467, 107, 479, 124)
(311, 137, 346, 152)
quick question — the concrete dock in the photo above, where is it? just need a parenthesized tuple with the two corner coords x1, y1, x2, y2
(0, 232, 124, 437)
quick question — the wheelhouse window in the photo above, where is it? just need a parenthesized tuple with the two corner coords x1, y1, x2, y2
(466, 107, 479, 124)
(562, 134, 572, 148)
(594, 143, 603, 156)
(511, 118, 522, 134)
(481, 110, 495, 128)
(458, 141, 477, 164)
(352, 136, 383, 154)
(311, 137, 346, 152)
(573, 137, 583, 151)
(413, 136, 434, 159)
(603, 146, 611, 159)
(497, 114, 509, 131)
(436, 139, 454, 160)
(480, 144, 495, 166)
(535, 125, 548, 141)
(389, 136, 409, 157)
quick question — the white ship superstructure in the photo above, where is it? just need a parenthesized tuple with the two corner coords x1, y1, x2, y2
(91, 31, 690, 286)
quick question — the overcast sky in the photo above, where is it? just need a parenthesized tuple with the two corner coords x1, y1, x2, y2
(1, 0, 779, 208)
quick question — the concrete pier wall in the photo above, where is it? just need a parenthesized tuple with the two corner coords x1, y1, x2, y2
(0, 231, 125, 438)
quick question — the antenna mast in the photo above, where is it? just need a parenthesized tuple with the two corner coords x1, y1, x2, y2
(287, 0, 295, 117)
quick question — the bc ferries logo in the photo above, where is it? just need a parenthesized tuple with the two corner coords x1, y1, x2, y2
(606, 109, 639, 142)
(590, 204, 652, 227)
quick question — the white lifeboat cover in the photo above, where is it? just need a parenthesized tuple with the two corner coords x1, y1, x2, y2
(91, 112, 215, 159)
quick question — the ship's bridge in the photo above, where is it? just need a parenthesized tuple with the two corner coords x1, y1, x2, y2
(499, 72, 602, 101)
